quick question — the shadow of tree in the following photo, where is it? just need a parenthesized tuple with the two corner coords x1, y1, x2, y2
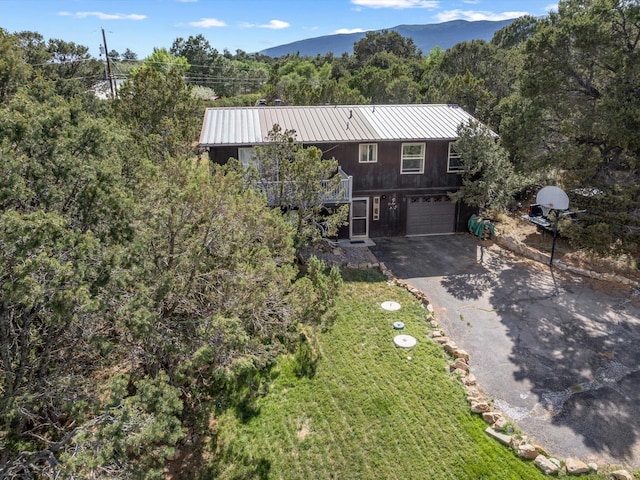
(206, 449, 272, 480)
(484, 250, 640, 464)
(371, 234, 640, 466)
(440, 272, 495, 300)
(340, 267, 386, 283)
(293, 332, 319, 379)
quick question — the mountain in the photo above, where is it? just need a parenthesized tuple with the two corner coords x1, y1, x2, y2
(259, 19, 515, 58)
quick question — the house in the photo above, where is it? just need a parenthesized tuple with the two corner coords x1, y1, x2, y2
(92, 77, 127, 100)
(198, 104, 479, 240)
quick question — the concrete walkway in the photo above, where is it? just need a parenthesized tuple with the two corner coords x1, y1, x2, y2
(370, 234, 640, 469)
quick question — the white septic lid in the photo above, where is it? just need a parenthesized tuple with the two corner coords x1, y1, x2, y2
(394, 335, 417, 348)
(381, 301, 401, 311)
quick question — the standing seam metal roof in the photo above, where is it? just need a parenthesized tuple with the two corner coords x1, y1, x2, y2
(198, 104, 480, 146)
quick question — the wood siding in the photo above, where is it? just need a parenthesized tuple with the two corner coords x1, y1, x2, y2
(315, 141, 461, 192)
(207, 140, 468, 238)
(317, 140, 463, 237)
(208, 146, 238, 165)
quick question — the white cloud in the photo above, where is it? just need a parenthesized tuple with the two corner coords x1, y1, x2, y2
(259, 20, 290, 29)
(239, 20, 289, 29)
(544, 3, 558, 12)
(188, 18, 227, 28)
(333, 28, 366, 34)
(351, 0, 438, 8)
(58, 11, 146, 20)
(463, 0, 481, 4)
(436, 9, 528, 22)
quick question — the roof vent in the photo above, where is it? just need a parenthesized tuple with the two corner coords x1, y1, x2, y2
(274, 98, 282, 106)
(257, 99, 267, 106)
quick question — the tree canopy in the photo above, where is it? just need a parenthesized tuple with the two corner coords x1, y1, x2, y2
(516, 0, 640, 252)
(250, 125, 349, 251)
(353, 29, 422, 65)
(0, 29, 342, 478)
(448, 121, 525, 213)
(2, 2, 640, 473)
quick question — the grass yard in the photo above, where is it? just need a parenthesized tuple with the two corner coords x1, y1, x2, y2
(205, 269, 602, 479)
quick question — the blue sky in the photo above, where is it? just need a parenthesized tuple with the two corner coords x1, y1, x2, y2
(1, 0, 557, 58)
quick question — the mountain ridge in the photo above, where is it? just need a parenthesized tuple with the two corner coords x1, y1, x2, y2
(259, 19, 515, 57)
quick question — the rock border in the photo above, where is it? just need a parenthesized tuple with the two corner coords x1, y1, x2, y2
(495, 235, 640, 289)
(377, 259, 636, 479)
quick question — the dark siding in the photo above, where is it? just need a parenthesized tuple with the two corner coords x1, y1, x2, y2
(316, 140, 462, 192)
(208, 140, 463, 193)
(208, 146, 240, 165)
(207, 140, 465, 238)
(331, 140, 463, 238)
(457, 201, 478, 232)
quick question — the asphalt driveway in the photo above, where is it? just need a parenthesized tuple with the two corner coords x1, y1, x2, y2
(370, 234, 640, 468)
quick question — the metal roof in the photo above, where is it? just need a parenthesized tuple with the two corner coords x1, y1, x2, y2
(199, 104, 480, 146)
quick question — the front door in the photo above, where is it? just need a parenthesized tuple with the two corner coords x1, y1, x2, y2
(350, 198, 369, 239)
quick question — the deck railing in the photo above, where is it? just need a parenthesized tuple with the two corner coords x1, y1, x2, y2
(258, 166, 352, 206)
(322, 166, 352, 204)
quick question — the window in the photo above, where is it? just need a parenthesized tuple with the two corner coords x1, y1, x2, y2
(448, 142, 464, 173)
(401, 143, 425, 174)
(359, 143, 378, 163)
(238, 147, 259, 170)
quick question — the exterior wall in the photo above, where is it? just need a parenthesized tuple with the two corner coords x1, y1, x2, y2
(318, 141, 460, 192)
(208, 146, 238, 165)
(457, 201, 478, 232)
(206, 140, 465, 238)
(313, 140, 463, 238)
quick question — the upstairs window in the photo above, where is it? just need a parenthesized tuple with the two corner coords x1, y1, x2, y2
(238, 147, 259, 170)
(448, 142, 464, 173)
(359, 143, 378, 163)
(401, 143, 425, 174)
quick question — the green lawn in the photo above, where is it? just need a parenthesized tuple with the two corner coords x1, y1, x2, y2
(207, 269, 602, 479)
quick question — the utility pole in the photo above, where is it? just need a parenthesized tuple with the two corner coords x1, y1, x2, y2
(101, 28, 115, 98)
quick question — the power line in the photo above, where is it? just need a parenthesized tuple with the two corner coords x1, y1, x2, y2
(30, 57, 99, 67)
(101, 28, 115, 98)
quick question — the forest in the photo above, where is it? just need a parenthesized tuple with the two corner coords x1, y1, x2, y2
(0, 0, 638, 477)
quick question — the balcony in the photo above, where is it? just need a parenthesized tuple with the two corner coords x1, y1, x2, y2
(259, 166, 352, 207)
(322, 166, 352, 204)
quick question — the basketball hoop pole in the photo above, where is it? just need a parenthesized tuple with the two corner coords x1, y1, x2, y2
(535, 186, 569, 268)
(550, 212, 559, 267)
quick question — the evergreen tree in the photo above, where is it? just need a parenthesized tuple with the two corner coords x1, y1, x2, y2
(449, 121, 525, 213)
(251, 125, 349, 251)
(519, 0, 640, 253)
(1, 36, 344, 476)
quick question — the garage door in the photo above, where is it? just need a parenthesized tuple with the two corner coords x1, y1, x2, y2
(406, 195, 455, 235)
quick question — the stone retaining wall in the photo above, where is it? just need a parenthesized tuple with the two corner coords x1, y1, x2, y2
(495, 236, 640, 289)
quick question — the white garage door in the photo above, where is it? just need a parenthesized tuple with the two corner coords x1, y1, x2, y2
(406, 195, 456, 235)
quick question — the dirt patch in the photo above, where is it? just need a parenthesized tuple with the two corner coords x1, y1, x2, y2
(297, 418, 312, 440)
(164, 414, 219, 479)
(491, 210, 640, 289)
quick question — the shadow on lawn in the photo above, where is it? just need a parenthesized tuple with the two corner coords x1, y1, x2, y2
(370, 234, 640, 467)
(207, 452, 271, 480)
(340, 267, 386, 283)
(167, 413, 271, 480)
